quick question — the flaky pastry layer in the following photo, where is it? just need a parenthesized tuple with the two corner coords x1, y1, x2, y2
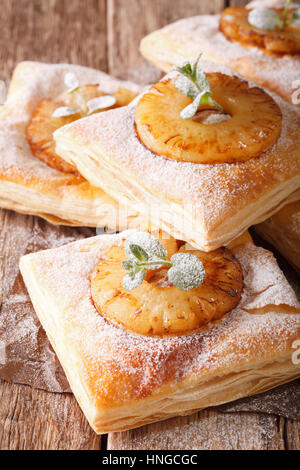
(55, 62, 300, 251)
(0, 61, 144, 227)
(20, 231, 300, 434)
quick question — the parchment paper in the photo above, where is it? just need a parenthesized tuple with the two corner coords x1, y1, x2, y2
(0, 216, 299, 420)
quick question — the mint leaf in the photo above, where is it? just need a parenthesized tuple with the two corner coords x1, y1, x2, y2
(248, 7, 281, 30)
(292, 9, 300, 25)
(122, 260, 135, 271)
(180, 62, 193, 76)
(123, 268, 146, 291)
(191, 53, 202, 80)
(129, 244, 149, 262)
(181, 91, 211, 120)
(168, 253, 205, 290)
(173, 55, 225, 119)
(195, 70, 210, 93)
(175, 74, 199, 100)
(124, 232, 167, 263)
(121, 232, 206, 292)
(281, 0, 292, 31)
(64, 72, 80, 93)
(87, 95, 116, 114)
(52, 106, 79, 118)
(292, 10, 300, 20)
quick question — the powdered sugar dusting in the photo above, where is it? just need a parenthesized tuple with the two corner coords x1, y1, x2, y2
(26, 232, 300, 406)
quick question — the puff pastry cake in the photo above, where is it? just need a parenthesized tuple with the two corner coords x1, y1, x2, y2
(20, 230, 300, 434)
(0, 61, 144, 228)
(255, 201, 300, 273)
(54, 60, 300, 251)
(140, 0, 300, 106)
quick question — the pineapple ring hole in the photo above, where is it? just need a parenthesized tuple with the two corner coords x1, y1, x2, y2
(145, 267, 172, 288)
(192, 108, 232, 125)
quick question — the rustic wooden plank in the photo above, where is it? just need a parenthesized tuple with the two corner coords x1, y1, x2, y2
(0, 378, 101, 450)
(229, 0, 249, 6)
(0, 0, 108, 84)
(0, 0, 107, 450)
(107, 0, 226, 83)
(284, 419, 300, 450)
(108, 409, 288, 450)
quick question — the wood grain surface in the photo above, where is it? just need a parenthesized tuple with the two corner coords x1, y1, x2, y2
(0, 0, 299, 450)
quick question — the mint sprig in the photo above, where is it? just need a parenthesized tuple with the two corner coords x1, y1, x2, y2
(282, 0, 292, 31)
(172, 54, 225, 120)
(122, 232, 206, 291)
(52, 72, 116, 118)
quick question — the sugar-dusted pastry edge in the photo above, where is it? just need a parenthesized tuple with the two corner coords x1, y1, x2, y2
(19, 232, 300, 434)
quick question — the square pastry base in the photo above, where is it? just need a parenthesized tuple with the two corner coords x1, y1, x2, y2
(20, 231, 300, 434)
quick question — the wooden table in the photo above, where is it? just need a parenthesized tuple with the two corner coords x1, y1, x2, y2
(0, 0, 299, 450)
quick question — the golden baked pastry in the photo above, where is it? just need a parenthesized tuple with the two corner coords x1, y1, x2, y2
(140, 0, 300, 106)
(20, 230, 300, 434)
(54, 60, 300, 251)
(255, 200, 300, 273)
(0, 61, 144, 227)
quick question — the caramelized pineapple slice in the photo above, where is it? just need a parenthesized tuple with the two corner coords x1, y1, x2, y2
(220, 7, 300, 54)
(135, 74, 282, 165)
(26, 85, 137, 174)
(91, 237, 243, 336)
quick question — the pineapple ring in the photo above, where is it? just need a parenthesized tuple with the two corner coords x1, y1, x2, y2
(220, 7, 300, 55)
(26, 85, 137, 174)
(91, 238, 243, 336)
(135, 74, 282, 165)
